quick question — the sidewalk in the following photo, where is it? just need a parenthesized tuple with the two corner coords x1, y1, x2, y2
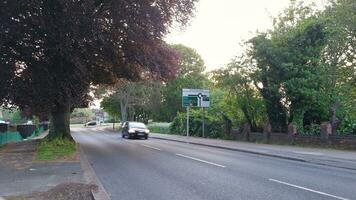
(150, 133, 356, 170)
(0, 139, 96, 199)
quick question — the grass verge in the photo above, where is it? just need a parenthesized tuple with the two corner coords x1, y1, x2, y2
(148, 122, 171, 134)
(36, 138, 76, 161)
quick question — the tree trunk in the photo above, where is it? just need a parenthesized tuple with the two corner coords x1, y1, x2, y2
(49, 103, 72, 140)
(120, 99, 128, 122)
(331, 102, 339, 135)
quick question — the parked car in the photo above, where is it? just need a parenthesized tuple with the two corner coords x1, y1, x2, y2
(121, 121, 149, 139)
(85, 121, 97, 126)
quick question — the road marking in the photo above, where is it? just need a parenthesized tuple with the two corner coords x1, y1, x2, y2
(140, 144, 161, 151)
(269, 178, 349, 200)
(176, 153, 226, 168)
(294, 151, 323, 156)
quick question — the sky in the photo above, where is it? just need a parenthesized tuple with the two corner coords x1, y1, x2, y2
(165, 0, 326, 71)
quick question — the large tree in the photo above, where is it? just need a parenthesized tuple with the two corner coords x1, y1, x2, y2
(248, 1, 328, 132)
(160, 44, 206, 121)
(100, 81, 160, 123)
(0, 0, 197, 139)
(212, 56, 266, 131)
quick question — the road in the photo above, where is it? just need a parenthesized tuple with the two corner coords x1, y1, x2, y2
(72, 127, 356, 200)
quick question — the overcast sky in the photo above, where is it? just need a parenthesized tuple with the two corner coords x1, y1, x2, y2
(165, 0, 326, 71)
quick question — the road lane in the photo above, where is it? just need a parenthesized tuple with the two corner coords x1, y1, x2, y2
(141, 136, 356, 200)
(72, 128, 356, 200)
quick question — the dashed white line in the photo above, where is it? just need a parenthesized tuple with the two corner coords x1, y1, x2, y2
(176, 153, 226, 168)
(269, 178, 350, 200)
(294, 151, 323, 156)
(140, 144, 161, 151)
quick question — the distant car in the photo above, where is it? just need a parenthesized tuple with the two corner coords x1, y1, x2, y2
(85, 121, 97, 126)
(0, 120, 7, 124)
(121, 121, 149, 139)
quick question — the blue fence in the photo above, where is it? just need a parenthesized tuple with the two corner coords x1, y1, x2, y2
(0, 131, 23, 145)
(0, 127, 45, 146)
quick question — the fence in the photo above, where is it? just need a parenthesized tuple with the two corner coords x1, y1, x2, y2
(0, 131, 23, 145)
(231, 123, 356, 150)
(0, 126, 45, 146)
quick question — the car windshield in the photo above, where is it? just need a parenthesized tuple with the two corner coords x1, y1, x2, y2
(129, 122, 146, 129)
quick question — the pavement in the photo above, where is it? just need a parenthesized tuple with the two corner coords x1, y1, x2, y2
(0, 136, 94, 199)
(72, 127, 356, 200)
(149, 133, 356, 171)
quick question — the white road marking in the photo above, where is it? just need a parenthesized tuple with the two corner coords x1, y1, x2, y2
(294, 151, 323, 156)
(269, 178, 349, 200)
(176, 153, 226, 168)
(140, 144, 161, 151)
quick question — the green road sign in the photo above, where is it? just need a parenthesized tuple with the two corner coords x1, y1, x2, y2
(182, 95, 198, 107)
(182, 89, 210, 108)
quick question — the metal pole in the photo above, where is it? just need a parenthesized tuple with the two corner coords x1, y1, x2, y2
(186, 106, 189, 137)
(202, 107, 205, 138)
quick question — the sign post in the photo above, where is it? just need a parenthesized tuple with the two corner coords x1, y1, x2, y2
(202, 107, 205, 137)
(182, 89, 210, 137)
(186, 106, 189, 137)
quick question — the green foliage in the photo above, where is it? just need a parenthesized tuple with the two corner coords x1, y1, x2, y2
(0, 108, 26, 124)
(301, 123, 321, 136)
(212, 58, 267, 131)
(338, 116, 356, 135)
(249, 5, 330, 131)
(36, 138, 76, 161)
(159, 44, 207, 121)
(170, 109, 225, 138)
(147, 122, 171, 134)
(71, 108, 93, 118)
(101, 82, 161, 122)
(101, 95, 121, 119)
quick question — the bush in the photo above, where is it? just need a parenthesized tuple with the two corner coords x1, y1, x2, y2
(338, 116, 356, 135)
(147, 122, 171, 134)
(301, 123, 321, 136)
(170, 110, 225, 138)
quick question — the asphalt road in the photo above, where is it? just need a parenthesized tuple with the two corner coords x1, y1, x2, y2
(72, 127, 356, 200)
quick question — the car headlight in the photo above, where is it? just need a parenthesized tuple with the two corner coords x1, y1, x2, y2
(128, 129, 135, 133)
(145, 129, 150, 133)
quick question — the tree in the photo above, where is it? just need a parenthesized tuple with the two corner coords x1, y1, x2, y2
(248, 1, 329, 132)
(212, 57, 266, 131)
(0, 0, 197, 139)
(321, 0, 356, 133)
(101, 81, 161, 123)
(160, 44, 207, 121)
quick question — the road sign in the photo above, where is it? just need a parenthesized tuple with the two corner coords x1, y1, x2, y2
(182, 89, 210, 108)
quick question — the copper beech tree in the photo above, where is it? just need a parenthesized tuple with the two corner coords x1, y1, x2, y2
(0, 0, 197, 139)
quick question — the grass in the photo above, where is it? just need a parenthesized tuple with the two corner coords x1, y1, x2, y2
(36, 138, 76, 161)
(148, 122, 171, 134)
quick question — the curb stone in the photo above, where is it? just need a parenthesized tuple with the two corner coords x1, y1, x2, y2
(78, 144, 111, 200)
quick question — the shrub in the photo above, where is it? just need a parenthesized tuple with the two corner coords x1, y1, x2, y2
(338, 116, 356, 135)
(147, 122, 171, 134)
(170, 110, 225, 138)
(301, 123, 321, 136)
